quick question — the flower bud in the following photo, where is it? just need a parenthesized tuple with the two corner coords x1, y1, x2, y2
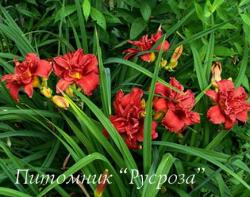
(52, 96, 69, 109)
(167, 45, 183, 70)
(168, 61, 178, 69)
(94, 169, 109, 197)
(41, 78, 48, 87)
(211, 61, 222, 88)
(41, 87, 53, 98)
(171, 45, 183, 62)
(65, 84, 76, 97)
(160, 59, 167, 68)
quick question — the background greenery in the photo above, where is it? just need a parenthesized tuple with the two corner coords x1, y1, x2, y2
(0, 0, 249, 196)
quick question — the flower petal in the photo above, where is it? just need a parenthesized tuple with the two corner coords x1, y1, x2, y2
(162, 109, 185, 132)
(25, 53, 39, 62)
(110, 115, 126, 133)
(140, 53, 153, 62)
(71, 48, 84, 65)
(136, 127, 144, 142)
(169, 77, 184, 91)
(185, 111, 200, 125)
(233, 87, 248, 99)
(76, 72, 99, 96)
(125, 136, 139, 149)
(54, 54, 71, 68)
(123, 48, 139, 60)
(217, 80, 234, 92)
(79, 54, 99, 73)
(136, 121, 158, 142)
(155, 82, 168, 96)
(207, 105, 226, 124)
(1, 74, 14, 82)
(206, 90, 218, 102)
(151, 29, 162, 42)
(153, 98, 168, 112)
(6, 82, 21, 102)
(35, 60, 52, 78)
(53, 60, 67, 77)
(236, 110, 248, 122)
(113, 90, 124, 114)
(56, 79, 73, 93)
(120, 88, 143, 107)
(151, 121, 158, 139)
(156, 41, 170, 52)
(224, 118, 235, 130)
(23, 83, 33, 98)
(178, 90, 195, 110)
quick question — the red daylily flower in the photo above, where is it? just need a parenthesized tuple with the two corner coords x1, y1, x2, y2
(53, 49, 99, 96)
(123, 28, 170, 62)
(153, 77, 200, 133)
(106, 88, 158, 149)
(1, 53, 52, 101)
(206, 80, 250, 129)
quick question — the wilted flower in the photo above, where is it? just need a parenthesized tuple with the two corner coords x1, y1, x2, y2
(153, 77, 200, 133)
(52, 95, 69, 109)
(206, 79, 250, 129)
(53, 49, 99, 96)
(106, 88, 158, 149)
(1, 53, 52, 101)
(123, 27, 170, 62)
(211, 61, 222, 87)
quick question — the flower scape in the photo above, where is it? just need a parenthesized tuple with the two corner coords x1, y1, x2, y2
(0, 1, 249, 197)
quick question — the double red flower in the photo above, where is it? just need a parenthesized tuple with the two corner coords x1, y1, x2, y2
(123, 28, 170, 62)
(153, 77, 200, 133)
(1, 53, 52, 101)
(206, 80, 250, 129)
(53, 49, 99, 96)
(107, 88, 158, 149)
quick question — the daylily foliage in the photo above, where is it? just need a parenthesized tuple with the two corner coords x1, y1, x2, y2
(0, 1, 250, 196)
